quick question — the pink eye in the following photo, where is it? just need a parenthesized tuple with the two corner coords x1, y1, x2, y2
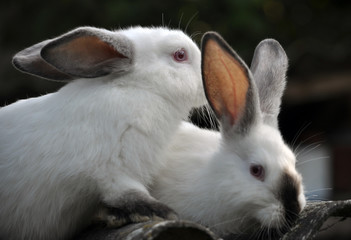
(250, 164, 265, 181)
(173, 48, 188, 62)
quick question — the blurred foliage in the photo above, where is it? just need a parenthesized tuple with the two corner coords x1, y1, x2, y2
(0, 0, 350, 103)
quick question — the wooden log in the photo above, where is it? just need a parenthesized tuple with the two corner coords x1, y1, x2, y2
(76, 220, 219, 240)
(76, 200, 351, 240)
(281, 200, 351, 240)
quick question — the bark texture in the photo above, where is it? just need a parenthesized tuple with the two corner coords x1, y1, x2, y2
(76, 200, 351, 240)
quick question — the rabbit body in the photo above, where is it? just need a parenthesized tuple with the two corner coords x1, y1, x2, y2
(153, 121, 303, 235)
(152, 33, 306, 236)
(0, 26, 204, 240)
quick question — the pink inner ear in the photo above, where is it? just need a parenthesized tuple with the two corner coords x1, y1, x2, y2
(203, 39, 249, 126)
(53, 35, 126, 65)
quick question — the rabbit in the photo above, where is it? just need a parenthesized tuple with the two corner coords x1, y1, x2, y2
(0, 26, 206, 240)
(151, 32, 306, 238)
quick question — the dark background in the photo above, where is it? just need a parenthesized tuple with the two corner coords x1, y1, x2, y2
(0, 1, 350, 236)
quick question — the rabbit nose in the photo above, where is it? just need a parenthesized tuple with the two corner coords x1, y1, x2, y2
(278, 172, 302, 226)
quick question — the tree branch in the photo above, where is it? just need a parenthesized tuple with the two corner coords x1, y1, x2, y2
(76, 200, 351, 240)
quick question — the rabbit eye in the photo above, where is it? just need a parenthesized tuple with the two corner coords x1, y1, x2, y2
(173, 48, 188, 62)
(250, 164, 265, 181)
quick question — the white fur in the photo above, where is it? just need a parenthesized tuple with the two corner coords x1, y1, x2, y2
(151, 35, 306, 236)
(152, 121, 305, 235)
(0, 26, 205, 240)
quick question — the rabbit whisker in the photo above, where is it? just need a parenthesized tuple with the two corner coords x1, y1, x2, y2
(252, 225, 266, 240)
(209, 212, 252, 235)
(161, 13, 165, 27)
(295, 141, 324, 159)
(199, 105, 218, 130)
(296, 156, 330, 166)
(185, 11, 199, 33)
(209, 215, 245, 231)
(167, 18, 172, 28)
(254, 225, 268, 240)
(189, 31, 203, 41)
(305, 187, 333, 194)
(294, 141, 316, 158)
(293, 131, 324, 157)
(263, 219, 274, 239)
(285, 209, 300, 221)
(190, 105, 218, 130)
(305, 187, 333, 201)
(293, 130, 321, 150)
(306, 196, 331, 201)
(178, 12, 184, 30)
(207, 105, 218, 130)
(291, 122, 312, 149)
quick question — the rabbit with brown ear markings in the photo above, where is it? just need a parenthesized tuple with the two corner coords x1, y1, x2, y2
(151, 32, 306, 238)
(0, 26, 206, 240)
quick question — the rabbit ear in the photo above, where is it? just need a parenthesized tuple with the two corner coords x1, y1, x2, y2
(12, 39, 74, 81)
(13, 27, 133, 81)
(201, 32, 259, 136)
(250, 39, 288, 128)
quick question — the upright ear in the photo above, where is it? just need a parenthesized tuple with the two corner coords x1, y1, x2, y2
(12, 27, 134, 81)
(250, 39, 288, 128)
(201, 32, 259, 136)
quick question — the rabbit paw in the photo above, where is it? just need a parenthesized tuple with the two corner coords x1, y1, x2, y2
(94, 191, 178, 228)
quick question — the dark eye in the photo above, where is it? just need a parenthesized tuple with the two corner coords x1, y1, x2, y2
(173, 48, 188, 62)
(250, 164, 265, 181)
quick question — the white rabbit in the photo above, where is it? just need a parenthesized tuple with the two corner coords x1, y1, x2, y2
(0, 26, 205, 240)
(151, 32, 306, 238)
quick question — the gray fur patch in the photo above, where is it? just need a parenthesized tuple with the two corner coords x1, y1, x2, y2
(93, 191, 178, 228)
(278, 172, 302, 226)
(250, 39, 288, 128)
(12, 39, 74, 81)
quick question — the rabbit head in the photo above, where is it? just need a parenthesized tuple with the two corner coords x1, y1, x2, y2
(200, 32, 306, 234)
(12, 26, 205, 112)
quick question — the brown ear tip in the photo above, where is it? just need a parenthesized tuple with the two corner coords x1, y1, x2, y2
(201, 32, 222, 47)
